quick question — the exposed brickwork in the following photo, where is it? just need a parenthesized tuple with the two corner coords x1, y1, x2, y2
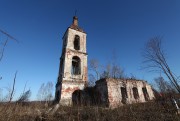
(55, 16, 87, 106)
(83, 66, 88, 81)
(96, 78, 155, 108)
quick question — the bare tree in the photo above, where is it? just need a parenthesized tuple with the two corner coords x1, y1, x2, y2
(88, 74, 96, 86)
(37, 83, 45, 101)
(9, 71, 17, 102)
(89, 58, 125, 82)
(100, 63, 125, 79)
(154, 76, 175, 93)
(89, 59, 101, 80)
(111, 65, 124, 79)
(37, 81, 54, 102)
(102, 50, 125, 79)
(143, 37, 180, 93)
(101, 64, 111, 78)
(0, 29, 18, 81)
(45, 82, 54, 101)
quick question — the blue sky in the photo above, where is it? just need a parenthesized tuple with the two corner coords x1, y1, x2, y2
(0, 0, 180, 100)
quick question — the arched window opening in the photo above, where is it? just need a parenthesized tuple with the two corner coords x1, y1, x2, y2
(121, 87, 128, 104)
(132, 87, 139, 99)
(72, 56, 81, 75)
(142, 87, 149, 101)
(74, 35, 80, 50)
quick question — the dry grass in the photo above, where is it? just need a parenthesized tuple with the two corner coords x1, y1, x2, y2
(0, 102, 179, 121)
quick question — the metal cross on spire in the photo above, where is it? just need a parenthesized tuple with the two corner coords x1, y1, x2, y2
(75, 10, 77, 16)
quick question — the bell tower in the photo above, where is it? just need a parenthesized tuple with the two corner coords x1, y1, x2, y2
(55, 16, 88, 105)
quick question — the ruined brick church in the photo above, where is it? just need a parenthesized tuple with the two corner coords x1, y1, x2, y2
(55, 16, 155, 107)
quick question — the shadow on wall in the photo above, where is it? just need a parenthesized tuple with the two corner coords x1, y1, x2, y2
(55, 90, 60, 102)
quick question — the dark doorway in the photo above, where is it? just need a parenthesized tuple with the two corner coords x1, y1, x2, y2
(72, 90, 84, 106)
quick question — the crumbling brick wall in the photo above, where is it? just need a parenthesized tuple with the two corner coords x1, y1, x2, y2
(95, 78, 155, 108)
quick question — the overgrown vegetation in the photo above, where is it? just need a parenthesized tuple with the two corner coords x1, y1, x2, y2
(0, 101, 179, 121)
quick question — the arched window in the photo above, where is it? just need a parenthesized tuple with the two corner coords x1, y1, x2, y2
(74, 35, 80, 50)
(72, 56, 81, 75)
(142, 87, 149, 101)
(121, 87, 128, 104)
(132, 87, 139, 99)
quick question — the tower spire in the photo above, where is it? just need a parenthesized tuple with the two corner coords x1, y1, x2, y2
(70, 13, 84, 33)
(72, 16, 78, 26)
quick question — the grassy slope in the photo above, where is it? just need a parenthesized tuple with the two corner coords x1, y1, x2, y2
(0, 102, 179, 121)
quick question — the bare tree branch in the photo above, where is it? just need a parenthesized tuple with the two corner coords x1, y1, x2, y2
(17, 89, 31, 103)
(0, 38, 8, 62)
(142, 37, 180, 93)
(9, 71, 17, 102)
(37, 81, 54, 102)
(154, 76, 175, 93)
(0, 29, 19, 62)
(89, 59, 100, 80)
(0, 29, 18, 43)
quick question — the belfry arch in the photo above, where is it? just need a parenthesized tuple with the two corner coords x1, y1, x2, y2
(74, 35, 80, 50)
(72, 56, 81, 75)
